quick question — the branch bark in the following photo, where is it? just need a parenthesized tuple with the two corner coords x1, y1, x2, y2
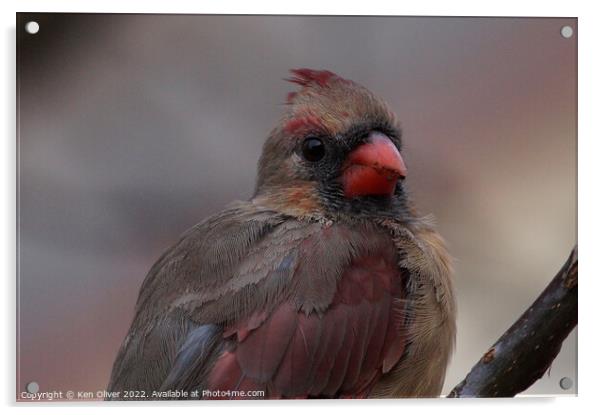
(448, 246, 578, 398)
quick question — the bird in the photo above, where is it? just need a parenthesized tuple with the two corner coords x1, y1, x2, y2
(107, 68, 456, 400)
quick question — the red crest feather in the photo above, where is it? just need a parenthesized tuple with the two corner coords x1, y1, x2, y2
(286, 68, 340, 88)
(285, 68, 348, 104)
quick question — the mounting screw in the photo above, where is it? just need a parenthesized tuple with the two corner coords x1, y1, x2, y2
(25, 21, 40, 35)
(560, 25, 573, 39)
(26, 382, 39, 393)
(559, 377, 573, 390)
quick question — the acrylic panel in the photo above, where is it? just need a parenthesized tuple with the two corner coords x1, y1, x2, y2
(16, 13, 577, 401)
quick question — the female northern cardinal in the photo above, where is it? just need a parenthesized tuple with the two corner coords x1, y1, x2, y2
(107, 69, 456, 399)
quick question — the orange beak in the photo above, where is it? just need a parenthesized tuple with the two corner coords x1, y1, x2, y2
(341, 132, 407, 199)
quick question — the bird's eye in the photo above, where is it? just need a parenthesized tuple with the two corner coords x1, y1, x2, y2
(301, 137, 326, 162)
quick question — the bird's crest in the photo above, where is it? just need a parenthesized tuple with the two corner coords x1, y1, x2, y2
(285, 68, 349, 104)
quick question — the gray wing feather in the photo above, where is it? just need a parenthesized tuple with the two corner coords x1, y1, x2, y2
(159, 324, 222, 394)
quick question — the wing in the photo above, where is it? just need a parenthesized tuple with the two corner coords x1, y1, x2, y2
(107, 202, 288, 397)
(204, 251, 407, 399)
(107, 203, 408, 399)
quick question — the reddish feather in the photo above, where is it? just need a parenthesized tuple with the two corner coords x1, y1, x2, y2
(208, 253, 406, 398)
(284, 68, 350, 104)
(283, 115, 324, 134)
(321, 306, 355, 395)
(206, 351, 242, 392)
(285, 91, 298, 104)
(355, 293, 391, 388)
(223, 309, 269, 342)
(307, 306, 348, 395)
(287, 68, 339, 88)
(272, 311, 322, 396)
(341, 301, 374, 391)
(235, 303, 297, 382)
(382, 276, 405, 373)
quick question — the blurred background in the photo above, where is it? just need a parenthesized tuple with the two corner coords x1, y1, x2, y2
(17, 14, 576, 399)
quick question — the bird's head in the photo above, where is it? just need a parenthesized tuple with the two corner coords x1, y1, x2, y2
(254, 69, 410, 220)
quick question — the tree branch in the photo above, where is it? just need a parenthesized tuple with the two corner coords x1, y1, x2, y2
(448, 246, 578, 398)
